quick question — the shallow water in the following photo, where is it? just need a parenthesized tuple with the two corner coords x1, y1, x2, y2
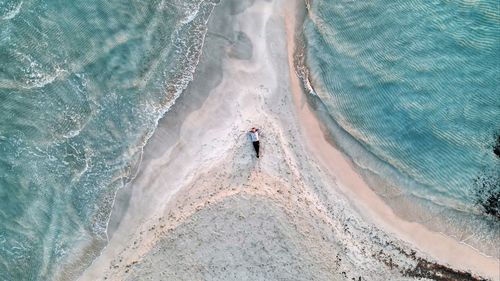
(304, 0, 500, 254)
(0, 0, 217, 279)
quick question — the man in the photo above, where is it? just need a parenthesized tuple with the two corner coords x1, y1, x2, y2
(249, 127, 260, 158)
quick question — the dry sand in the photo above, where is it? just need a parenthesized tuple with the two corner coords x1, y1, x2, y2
(79, 0, 499, 280)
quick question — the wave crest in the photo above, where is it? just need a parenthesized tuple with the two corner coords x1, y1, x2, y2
(0, 0, 22, 20)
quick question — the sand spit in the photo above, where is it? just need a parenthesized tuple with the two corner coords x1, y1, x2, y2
(79, 0, 499, 280)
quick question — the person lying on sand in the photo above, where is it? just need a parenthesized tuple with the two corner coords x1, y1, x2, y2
(249, 127, 260, 158)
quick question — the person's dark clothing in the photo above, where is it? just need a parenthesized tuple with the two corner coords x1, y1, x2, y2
(253, 141, 260, 158)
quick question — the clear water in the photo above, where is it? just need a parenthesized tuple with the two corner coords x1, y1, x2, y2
(304, 0, 499, 250)
(0, 0, 217, 279)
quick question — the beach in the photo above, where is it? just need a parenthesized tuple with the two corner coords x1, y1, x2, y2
(77, 0, 499, 280)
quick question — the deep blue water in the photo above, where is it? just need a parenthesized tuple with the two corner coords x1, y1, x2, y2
(0, 0, 216, 279)
(304, 0, 499, 251)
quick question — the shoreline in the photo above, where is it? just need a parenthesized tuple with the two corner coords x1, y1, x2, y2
(284, 1, 499, 279)
(78, 0, 499, 280)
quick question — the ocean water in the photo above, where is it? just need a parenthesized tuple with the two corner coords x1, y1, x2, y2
(0, 0, 217, 279)
(304, 0, 499, 252)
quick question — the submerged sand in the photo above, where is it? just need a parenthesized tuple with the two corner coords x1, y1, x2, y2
(79, 0, 499, 280)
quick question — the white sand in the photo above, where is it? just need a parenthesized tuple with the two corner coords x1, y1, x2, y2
(79, 0, 499, 280)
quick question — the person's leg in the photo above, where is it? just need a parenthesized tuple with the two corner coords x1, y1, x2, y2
(253, 141, 260, 157)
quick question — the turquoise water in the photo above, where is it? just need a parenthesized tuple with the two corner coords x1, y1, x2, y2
(304, 0, 499, 248)
(0, 0, 217, 279)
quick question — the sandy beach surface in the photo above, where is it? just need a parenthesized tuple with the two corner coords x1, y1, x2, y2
(79, 0, 499, 280)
